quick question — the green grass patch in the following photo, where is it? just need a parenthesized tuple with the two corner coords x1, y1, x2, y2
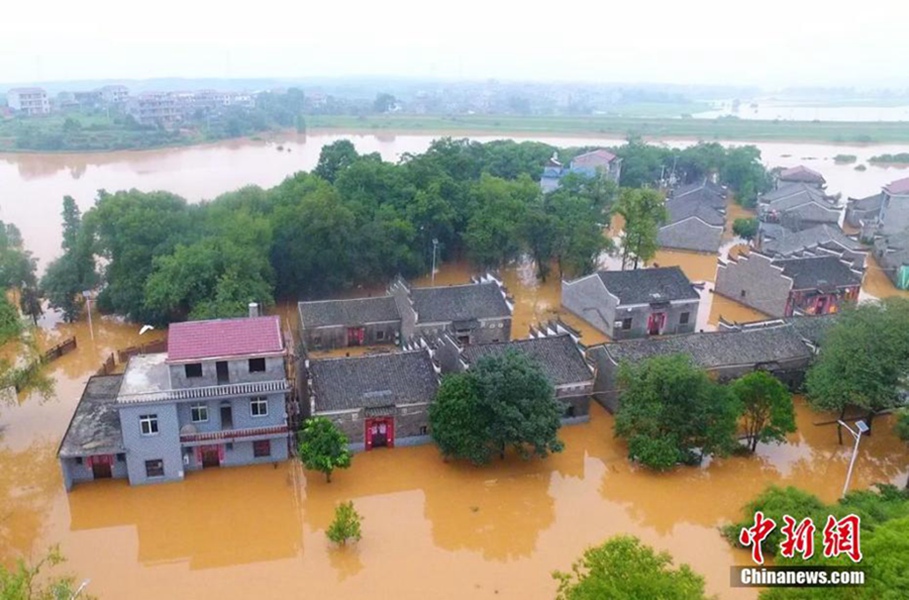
(869, 153, 909, 164)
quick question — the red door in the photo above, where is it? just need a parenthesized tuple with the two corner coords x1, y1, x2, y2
(90, 455, 113, 479)
(647, 313, 666, 336)
(365, 418, 395, 450)
(347, 327, 365, 346)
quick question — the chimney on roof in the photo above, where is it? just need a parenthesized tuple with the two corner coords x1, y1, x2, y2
(248, 302, 259, 318)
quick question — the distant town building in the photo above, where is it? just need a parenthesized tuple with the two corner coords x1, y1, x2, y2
(540, 149, 622, 192)
(99, 85, 129, 104)
(561, 266, 701, 340)
(301, 350, 439, 451)
(58, 309, 292, 490)
(715, 252, 862, 318)
(127, 92, 179, 127)
(757, 223, 867, 270)
(7, 87, 50, 115)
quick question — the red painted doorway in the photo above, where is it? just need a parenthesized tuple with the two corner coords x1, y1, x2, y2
(365, 418, 395, 450)
(347, 327, 365, 346)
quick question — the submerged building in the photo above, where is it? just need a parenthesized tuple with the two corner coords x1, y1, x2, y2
(58, 309, 292, 490)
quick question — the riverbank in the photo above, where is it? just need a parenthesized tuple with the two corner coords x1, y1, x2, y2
(304, 114, 909, 144)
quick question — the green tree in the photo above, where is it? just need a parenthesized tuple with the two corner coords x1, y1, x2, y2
(806, 299, 909, 435)
(0, 546, 92, 600)
(0, 295, 22, 344)
(326, 501, 362, 545)
(614, 187, 667, 270)
(553, 535, 711, 600)
(732, 217, 759, 240)
(298, 417, 352, 483)
(313, 140, 360, 183)
(430, 350, 564, 465)
(372, 93, 397, 113)
(464, 174, 535, 268)
(723, 486, 828, 558)
(730, 371, 796, 453)
(614, 354, 740, 469)
(720, 146, 771, 208)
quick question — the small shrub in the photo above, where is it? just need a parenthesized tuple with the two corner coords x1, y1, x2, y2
(327, 501, 362, 545)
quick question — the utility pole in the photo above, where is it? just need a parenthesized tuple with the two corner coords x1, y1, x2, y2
(431, 239, 439, 286)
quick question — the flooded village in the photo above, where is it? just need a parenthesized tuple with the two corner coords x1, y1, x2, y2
(2, 136, 909, 600)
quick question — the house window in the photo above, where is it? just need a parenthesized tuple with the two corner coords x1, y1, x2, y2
(185, 363, 203, 378)
(226, 443, 234, 451)
(376, 330, 385, 341)
(248, 358, 266, 373)
(740, 290, 747, 298)
(680, 312, 690, 325)
(75, 457, 83, 465)
(116, 453, 125, 462)
(419, 425, 428, 436)
(253, 440, 271, 457)
(250, 397, 268, 417)
(621, 318, 633, 330)
(139, 414, 159, 435)
(145, 459, 164, 478)
(190, 403, 208, 423)
(313, 334, 322, 346)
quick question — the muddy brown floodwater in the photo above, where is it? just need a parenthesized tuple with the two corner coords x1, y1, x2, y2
(1, 133, 909, 599)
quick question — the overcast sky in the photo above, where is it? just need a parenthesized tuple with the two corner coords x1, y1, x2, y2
(1, 0, 904, 88)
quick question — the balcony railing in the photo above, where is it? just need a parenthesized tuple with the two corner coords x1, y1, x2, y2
(119, 379, 291, 404)
(180, 424, 289, 443)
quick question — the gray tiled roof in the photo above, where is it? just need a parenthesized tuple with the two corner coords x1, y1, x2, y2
(666, 198, 725, 226)
(775, 256, 862, 290)
(309, 351, 439, 412)
(779, 165, 826, 185)
(597, 267, 700, 304)
(848, 193, 884, 213)
(461, 334, 593, 387)
(783, 315, 837, 347)
(762, 183, 826, 203)
(658, 218, 724, 253)
(874, 230, 909, 269)
(672, 181, 727, 209)
(58, 375, 125, 457)
(298, 296, 400, 329)
(413, 283, 511, 323)
(599, 324, 813, 369)
(762, 224, 865, 257)
(779, 202, 841, 224)
(767, 190, 837, 213)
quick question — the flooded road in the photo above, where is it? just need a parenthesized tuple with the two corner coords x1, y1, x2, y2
(2, 131, 909, 599)
(0, 131, 907, 268)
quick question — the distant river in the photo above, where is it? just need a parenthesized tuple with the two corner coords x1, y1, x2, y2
(1, 131, 908, 267)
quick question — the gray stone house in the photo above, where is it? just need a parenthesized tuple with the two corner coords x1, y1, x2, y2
(561, 266, 700, 340)
(302, 350, 439, 451)
(715, 252, 863, 318)
(846, 177, 909, 241)
(298, 296, 401, 351)
(845, 192, 884, 230)
(389, 275, 513, 345)
(759, 183, 841, 232)
(872, 228, 909, 290)
(587, 319, 816, 412)
(427, 321, 595, 421)
(658, 198, 725, 253)
(776, 165, 827, 189)
(58, 310, 292, 490)
(757, 223, 867, 270)
(540, 148, 623, 192)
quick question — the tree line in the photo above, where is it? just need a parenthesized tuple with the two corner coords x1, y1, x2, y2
(39, 137, 771, 326)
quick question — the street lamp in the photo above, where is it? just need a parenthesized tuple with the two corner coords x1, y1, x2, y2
(81, 290, 94, 341)
(838, 419, 869, 498)
(431, 238, 439, 286)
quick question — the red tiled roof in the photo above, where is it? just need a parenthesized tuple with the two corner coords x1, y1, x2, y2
(571, 149, 617, 166)
(778, 165, 825, 183)
(884, 177, 909, 196)
(167, 316, 284, 362)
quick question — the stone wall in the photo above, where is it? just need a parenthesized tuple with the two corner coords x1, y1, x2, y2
(562, 274, 616, 336)
(301, 322, 400, 351)
(715, 254, 792, 317)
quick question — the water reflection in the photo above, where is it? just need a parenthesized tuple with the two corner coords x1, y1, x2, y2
(67, 463, 302, 570)
(328, 545, 364, 582)
(0, 438, 59, 557)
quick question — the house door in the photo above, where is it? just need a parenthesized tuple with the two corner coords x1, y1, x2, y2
(647, 312, 666, 336)
(91, 455, 112, 479)
(347, 327, 365, 346)
(220, 403, 233, 429)
(216, 361, 230, 384)
(815, 296, 829, 314)
(365, 418, 395, 450)
(202, 445, 221, 468)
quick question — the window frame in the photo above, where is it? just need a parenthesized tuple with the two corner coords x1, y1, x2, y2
(139, 414, 159, 436)
(190, 403, 209, 423)
(250, 396, 269, 418)
(680, 312, 690, 325)
(184, 363, 203, 378)
(253, 439, 271, 458)
(145, 459, 165, 478)
(621, 317, 633, 330)
(375, 330, 385, 341)
(248, 357, 266, 373)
